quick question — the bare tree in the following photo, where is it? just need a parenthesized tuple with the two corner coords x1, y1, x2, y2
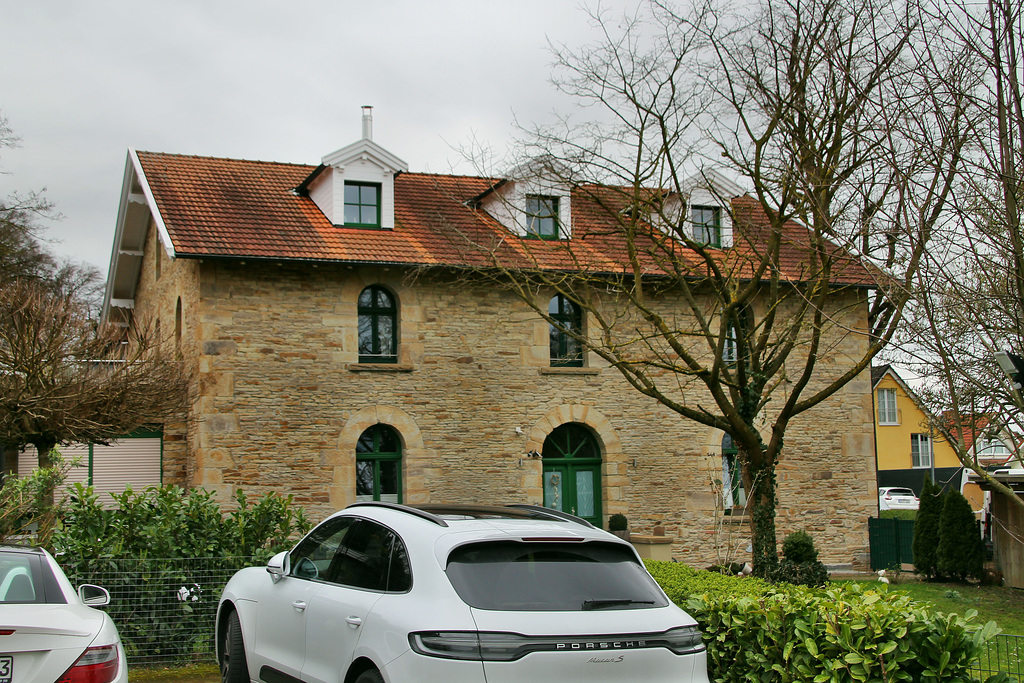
(450, 0, 967, 574)
(0, 279, 191, 476)
(894, 0, 1024, 511)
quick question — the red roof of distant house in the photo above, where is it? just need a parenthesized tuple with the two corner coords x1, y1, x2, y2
(133, 151, 875, 285)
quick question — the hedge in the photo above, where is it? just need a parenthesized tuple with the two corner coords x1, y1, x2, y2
(645, 560, 1001, 683)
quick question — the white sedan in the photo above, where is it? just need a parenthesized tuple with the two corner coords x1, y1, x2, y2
(0, 544, 127, 683)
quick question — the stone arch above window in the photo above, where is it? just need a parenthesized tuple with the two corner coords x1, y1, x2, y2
(358, 285, 397, 363)
(355, 424, 402, 503)
(541, 422, 602, 526)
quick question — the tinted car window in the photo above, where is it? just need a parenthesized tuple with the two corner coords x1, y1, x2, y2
(445, 541, 668, 611)
(0, 551, 64, 605)
(328, 520, 410, 592)
(290, 516, 356, 581)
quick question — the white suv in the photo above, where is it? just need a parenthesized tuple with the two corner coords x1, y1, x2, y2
(216, 502, 709, 683)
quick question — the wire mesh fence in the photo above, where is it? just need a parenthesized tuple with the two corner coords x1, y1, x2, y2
(54, 555, 1024, 676)
(58, 555, 260, 667)
(974, 633, 1024, 682)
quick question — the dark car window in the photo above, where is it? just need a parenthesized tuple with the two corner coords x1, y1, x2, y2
(445, 541, 668, 611)
(0, 551, 65, 605)
(327, 520, 410, 592)
(290, 516, 356, 581)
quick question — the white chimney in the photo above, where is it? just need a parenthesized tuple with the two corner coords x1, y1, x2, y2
(361, 105, 373, 141)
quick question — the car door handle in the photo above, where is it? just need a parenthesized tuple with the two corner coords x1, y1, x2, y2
(345, 616, 362, 628)
(292, 601, 307, 611)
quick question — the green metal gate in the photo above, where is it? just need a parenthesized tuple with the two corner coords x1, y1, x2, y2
(868, 517, 915, 571)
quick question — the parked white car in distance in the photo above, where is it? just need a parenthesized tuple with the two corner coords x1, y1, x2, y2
(878, 487, 919, 511)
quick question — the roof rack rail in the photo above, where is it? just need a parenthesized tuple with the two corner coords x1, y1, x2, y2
(505, 504, 596, 528)
(345, 501, 449, 527)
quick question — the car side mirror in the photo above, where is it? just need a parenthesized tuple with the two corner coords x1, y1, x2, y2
(266, 551, 289, 583)
(78, 584, 111, 606)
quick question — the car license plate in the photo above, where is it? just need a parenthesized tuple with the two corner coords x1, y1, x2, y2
(0, 655, 11, 683)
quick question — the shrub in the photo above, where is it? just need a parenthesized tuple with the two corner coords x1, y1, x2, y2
(937, 488, 985, 582)
(781, 529, 818, 563)
(880, 509, 916, 521)
(0, 449, 71, 545)
(608, 513, 628, 531)
(644, 561, 1000, 683)
(51, 484, 311, 664)
(768, 530, 828, 586)
(914, 475, 943, 578)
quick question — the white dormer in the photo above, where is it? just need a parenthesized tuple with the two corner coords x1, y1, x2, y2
(659, 169, 744, 248)
(305, 107, 408, 229)
(478, 157, 573, 240)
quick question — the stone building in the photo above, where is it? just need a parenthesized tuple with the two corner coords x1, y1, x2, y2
(101, 113, 877, 567)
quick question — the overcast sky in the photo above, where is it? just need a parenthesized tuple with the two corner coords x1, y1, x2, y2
(0, 0, 637, 279)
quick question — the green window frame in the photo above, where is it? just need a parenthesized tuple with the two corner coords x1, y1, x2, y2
(358, 286, 397, 363)
(542, 423, 602, 527)
(526, 195, 561, 240)
(721, 434, 746, 513)
(549, 294, 583, 367)
(344, 182, 381, 228)
(356, 424, 402, 503)
(691, 205, 721, 247)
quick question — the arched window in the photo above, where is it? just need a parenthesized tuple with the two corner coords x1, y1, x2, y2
(541, 423, 602, 526)
(721, 434, 746, 513)
(549, 294, 583, 367)
(358, 286, 397, 363)
(174, 297, 182, 357)
(356, 424, 402, 503)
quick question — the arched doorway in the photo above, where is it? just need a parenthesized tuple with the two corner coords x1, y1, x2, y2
(542, 423, 602, 526)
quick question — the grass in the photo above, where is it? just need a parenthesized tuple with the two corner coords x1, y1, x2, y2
(128, 663, 218, 682)
(852, 577, 1024, 635)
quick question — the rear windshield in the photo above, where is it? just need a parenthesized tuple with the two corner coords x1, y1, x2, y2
(445, 541, 669, 611)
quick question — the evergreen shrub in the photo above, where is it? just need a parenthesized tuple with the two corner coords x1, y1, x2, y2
(608, 513, 628, 531)
(644, 560, 1001, 683)
(937, 488, 985, 582)
(914, 475, 943, 578)
(769, 530, 828, 586)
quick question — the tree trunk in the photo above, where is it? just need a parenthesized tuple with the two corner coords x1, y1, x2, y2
(746, 459, 779, 577)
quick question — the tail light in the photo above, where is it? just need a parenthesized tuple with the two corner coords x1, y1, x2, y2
(57, 645, 119, 683)
(410, 626, 704, 662)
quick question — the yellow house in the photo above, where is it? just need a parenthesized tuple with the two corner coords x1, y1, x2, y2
(872, 365, 969, 503)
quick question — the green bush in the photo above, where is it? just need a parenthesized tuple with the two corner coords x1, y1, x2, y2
(608, 513, 628, 531)
(938, 488, 985, 583)
(51, 484, 311, 664)
(766, 530, 828, 587)
(880, 509, 917, 521)
(645, 561, 1000, 683)
(781, 529, 818, 563)
(914, 475, 943, 578)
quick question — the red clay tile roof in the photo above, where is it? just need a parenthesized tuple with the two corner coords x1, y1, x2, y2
(135, 151, 875, 285)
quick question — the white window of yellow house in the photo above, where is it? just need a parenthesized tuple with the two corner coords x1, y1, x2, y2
(877, 388, 898, 425)
(911, 433, 932, 468)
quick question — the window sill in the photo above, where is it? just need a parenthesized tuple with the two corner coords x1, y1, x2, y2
(348, 363, 415, 373)
(539, 367, 601, 376)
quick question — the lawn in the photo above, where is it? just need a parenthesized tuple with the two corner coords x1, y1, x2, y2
(850, 578, 1024, 635)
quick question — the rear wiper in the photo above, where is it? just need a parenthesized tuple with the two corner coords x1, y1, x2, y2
(581, 598, 655, 611)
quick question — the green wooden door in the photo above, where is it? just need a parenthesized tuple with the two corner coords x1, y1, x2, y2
(542, 423, 602, 526)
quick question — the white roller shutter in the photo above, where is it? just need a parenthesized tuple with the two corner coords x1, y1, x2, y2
(91, 438, 162, 501)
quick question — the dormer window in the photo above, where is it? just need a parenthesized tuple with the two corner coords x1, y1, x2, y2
(526, 195, 561, 239)
(692, 205, 722, 247)
(345, 182, 381, 228)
